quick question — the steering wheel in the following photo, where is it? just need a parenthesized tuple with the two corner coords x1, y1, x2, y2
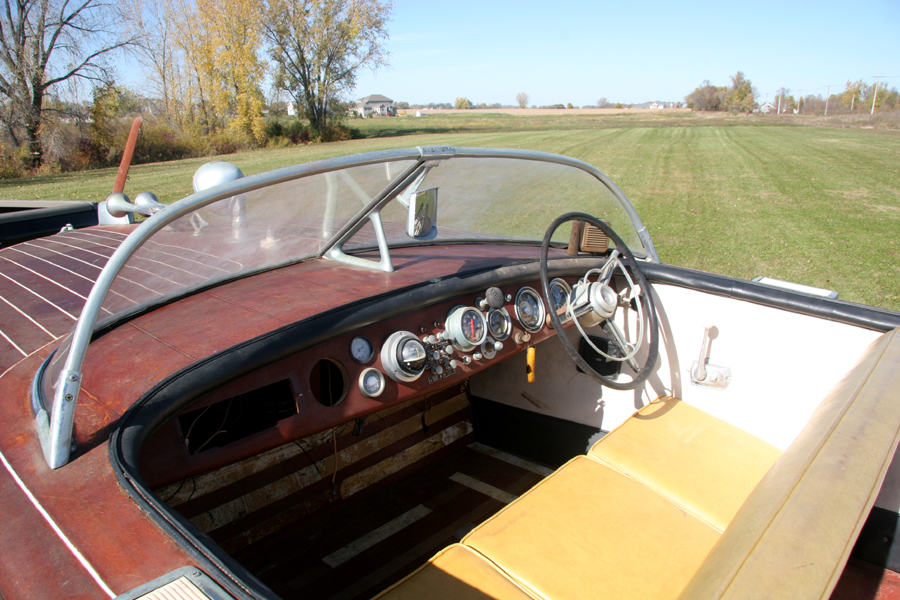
(540, 213, 659, 391)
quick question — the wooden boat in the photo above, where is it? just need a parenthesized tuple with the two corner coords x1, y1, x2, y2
(1, 146, 899, 599)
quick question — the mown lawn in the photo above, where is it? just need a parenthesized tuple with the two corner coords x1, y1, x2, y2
(1, 120, 897, 311)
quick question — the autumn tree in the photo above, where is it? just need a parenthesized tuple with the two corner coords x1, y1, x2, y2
(842, 80, 864, 111)
(0, 0, 135, 166)
(516, 92, 529, 108)
(684, 80, 727, 111)
(264, 0, 392, 138)
(725, 71, 757, 113)
(455, 97, 472, 109)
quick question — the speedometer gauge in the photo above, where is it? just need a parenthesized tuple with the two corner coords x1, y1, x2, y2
(446, 306, 488, 352)
(548, 278, 572, 319)
(515, 287, 546, 333)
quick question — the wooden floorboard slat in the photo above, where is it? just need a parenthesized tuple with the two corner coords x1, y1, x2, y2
(238, 441, 548, 599)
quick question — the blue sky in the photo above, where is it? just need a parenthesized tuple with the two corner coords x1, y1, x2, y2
(352, 0, 900, 106)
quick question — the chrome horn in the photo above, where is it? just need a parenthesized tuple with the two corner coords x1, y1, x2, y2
(104, 192, 167, 217)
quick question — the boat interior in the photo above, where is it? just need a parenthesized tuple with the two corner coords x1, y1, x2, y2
(132, 262, 900, 600)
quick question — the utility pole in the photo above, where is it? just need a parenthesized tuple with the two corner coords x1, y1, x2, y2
(824, 85, 831, 116)
(777, 92, 782, 115)
(871, 76, 883, 114)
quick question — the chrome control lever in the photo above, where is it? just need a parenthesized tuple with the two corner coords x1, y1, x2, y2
(690, 325, 732, 390)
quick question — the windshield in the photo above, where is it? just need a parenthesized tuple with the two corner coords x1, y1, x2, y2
(344, 157, 643, 251)
(40, 150, 647, 410)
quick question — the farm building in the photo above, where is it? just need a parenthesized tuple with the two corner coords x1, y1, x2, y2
(353, 94, 397, 117)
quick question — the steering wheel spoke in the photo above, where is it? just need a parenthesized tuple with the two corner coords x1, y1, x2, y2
(540, 213, 659, 391)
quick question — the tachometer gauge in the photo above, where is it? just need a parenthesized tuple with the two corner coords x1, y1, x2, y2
(350, 336, 374, 364)
(515, 287, 546, 333)
(548, 278, 572, 319)
(486, 308, 511, 340)
(446, 306, 488, 352)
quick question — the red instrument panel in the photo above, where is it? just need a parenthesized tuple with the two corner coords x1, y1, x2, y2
(141, 278, 576, 486)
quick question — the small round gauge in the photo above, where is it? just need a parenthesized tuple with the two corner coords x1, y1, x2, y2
(548, 278, 573, 317)
(486, 308, 511, 340)
(515, 286, 546, 333)
(358, 368, 386, 398)
(350, 336, 374, 364)
(445, 306, 488, 352)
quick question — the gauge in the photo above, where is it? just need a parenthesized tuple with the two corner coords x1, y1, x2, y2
(358, 368, 386, 398)
(548, 278, 573, 319)
(350, 336, 374, 364)
(515, 286, 546, 333)
(486, 308, 511, 340)
(445, 306, 488, 352)
(381, 331, 427, 382)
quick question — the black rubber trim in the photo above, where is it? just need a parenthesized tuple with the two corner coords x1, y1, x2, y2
(642, 263, 900, 332)
(108, 257, 900, 599)
(0, 202, 98, 247)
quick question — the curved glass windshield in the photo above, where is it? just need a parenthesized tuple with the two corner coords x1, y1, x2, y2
(41, 150, 647, 406)
(347, 157, 643, 251)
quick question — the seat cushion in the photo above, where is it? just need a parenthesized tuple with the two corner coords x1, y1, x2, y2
(462, 456, 720, 600)
(372, 544, 537, 600)
(588, 396, 781, 531)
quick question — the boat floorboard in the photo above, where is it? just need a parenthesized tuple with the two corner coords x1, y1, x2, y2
(232, 440, 548, 600)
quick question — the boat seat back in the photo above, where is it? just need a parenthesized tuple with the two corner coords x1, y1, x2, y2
(680, 327, 900, 600)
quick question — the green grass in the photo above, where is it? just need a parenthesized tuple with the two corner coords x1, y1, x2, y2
(1, 118, 898, 311)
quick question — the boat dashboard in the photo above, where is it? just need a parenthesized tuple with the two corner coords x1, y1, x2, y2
(139, 270, 587, 488)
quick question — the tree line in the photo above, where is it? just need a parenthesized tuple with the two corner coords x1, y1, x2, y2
(0, 0, 391, 175)
(685, 72, 899, 114)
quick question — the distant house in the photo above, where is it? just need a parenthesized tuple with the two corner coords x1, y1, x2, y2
(287, 101, 296, 117)
(759, 102, 775, 114)
(353, 94, 396, 117)
(649, 102, 665, 110)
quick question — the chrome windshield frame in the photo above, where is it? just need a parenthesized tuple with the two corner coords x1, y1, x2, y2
(34, 145, 657, 469)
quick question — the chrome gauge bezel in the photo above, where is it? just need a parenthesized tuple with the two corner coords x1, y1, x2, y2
(358, 368, 386, 398)
(381, 331, 427, 382)
(486, 307, 512, 341)
(514, 286, 546, 333)
(548, 278, 573, 322)
(446, 305, 488, 352)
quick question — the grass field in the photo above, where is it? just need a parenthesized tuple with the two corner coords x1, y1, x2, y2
(1, 113, 898, 311)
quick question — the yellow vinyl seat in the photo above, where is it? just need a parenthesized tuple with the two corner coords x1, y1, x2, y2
(461, 456, 720, 600)
(588, 396, 782, 531)
(371, 544, 537, 600)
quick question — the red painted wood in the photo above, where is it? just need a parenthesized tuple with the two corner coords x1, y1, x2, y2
(831, 559, 900, 600)
(0, 354, 200, 598)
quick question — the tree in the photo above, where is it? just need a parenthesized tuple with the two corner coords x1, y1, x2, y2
(842, 80, 864, 111)
(265, 0, 391, 137)
(516, 92, 529, 108)
(454, 97, 472, 109)
(725, 71, 757, 113)
(684, 80, 727, 111)
(0, 0, 135, 166)
(197, 0, 267, 142)
(597, 97, 611, 108)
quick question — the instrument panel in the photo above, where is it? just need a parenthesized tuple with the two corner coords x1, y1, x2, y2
(143, 278, 576, 486)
